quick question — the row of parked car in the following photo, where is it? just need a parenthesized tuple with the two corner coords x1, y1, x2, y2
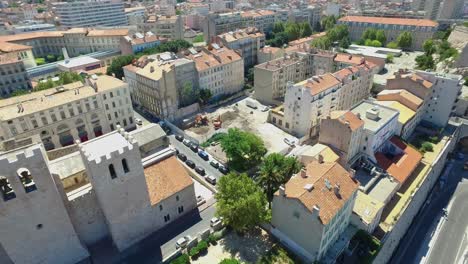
(175, 134, 229, 185)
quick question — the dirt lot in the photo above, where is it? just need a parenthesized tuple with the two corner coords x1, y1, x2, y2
(192, 229, 273, 264)
(185, 97, 297, 154)
(374, 51, 424, 86)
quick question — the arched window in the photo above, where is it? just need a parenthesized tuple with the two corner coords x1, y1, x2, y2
(17, 168, 36, 193)
(0, 176, 15, 201)
(109, 164, 117, 179)
(122, 159, 129, 173)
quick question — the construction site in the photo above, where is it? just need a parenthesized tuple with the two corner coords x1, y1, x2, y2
(182, 97, 298, 154)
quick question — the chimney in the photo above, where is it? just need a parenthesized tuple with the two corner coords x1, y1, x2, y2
(150, 66, 155, 73)
(312, 205, 320, 218)
(356, 113, 361, 119)
(300, 168, 307, 178)
(317, 154, 324, 164)
(279, 185, 286, 196)
(334, 184, 341, 196)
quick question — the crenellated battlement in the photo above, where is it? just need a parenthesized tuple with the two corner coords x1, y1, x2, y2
(77, 125, 139, 166)
(0, 145, 44, 170)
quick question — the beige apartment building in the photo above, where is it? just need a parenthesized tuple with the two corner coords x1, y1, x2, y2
(0, 75, 134, 150)
(0, 28, 129, 58)
(216, 27, 265, 69)
(338, 16, 438, 50)
(123, 52, 198, 121)
(319, 111, 364, 167)
(254, 49, 377, 105)
(272, 160, 359, 262)
(0, 56, 32, 97)
(183, 45, 244, 98)
(257, 46, 284, 64)
(269, 63, 375, 137)
(140, 15, 184, 40)
(0, 42, 36, 68)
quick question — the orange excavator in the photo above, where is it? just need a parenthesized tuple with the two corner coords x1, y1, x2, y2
(213, 115, 222, 130)
(194, 114, 208, 127)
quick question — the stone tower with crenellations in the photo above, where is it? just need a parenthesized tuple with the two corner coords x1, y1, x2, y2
(0, 142, 89, 264)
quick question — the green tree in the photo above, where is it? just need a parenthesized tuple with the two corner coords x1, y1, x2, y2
(246, 68, 254, 83)
(215, 173, 268, 232)
(386, 42, 398, 49)
(396, 31, 413, 50)
(199, 89, 212, 105)
(272, 22, 285, 34)
(415, 54, 435, 70)
(339, 37, 350, 48)
(193, 34, 204, 43)
(35, 58, 46, 65)
(321, 15, 337, 31)
(285, 22, 301, 41)
(376, 30, 386, 44)
(220, 128, 267, 171)
(327, 24, 349, 42)
(106, 55, 134, 79)
(423, 39, 436, 55)
(170, 254, 190, 264)
(175, 9, 183, 15)
(257, 153, 301, 207)
(311, 36, 332, 50)
(386, 54, 394, 63)
(300, 22, 313, 37)
(180, 81, 197, 107)
(60, 72, 73, 84)
(370, 40, 382, 47)
(219, 259, 241, 264)
(362, 28, 377, 41)
(438, 40, 458, 61)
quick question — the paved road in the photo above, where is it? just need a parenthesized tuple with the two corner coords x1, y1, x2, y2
(390, 158, 468, 264)
(426, 179, 468, 264)
(169, 134, 224, 181)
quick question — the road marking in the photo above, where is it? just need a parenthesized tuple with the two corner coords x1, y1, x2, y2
(455, 228, 468, 264)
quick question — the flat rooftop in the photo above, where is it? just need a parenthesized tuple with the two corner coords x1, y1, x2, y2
(0, 75, 126, 120)
(351, 101, 399, 132)
(353, 191, 385, 226)
(376, 101, 415, 125)
(354, 168, 399, 203)
(79, 131, 133, 162)
(57, 56, 100, 69)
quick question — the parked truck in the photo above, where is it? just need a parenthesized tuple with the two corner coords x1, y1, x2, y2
(246, 98, 258, 109)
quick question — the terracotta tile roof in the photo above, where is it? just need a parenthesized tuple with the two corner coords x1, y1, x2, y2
(144, 155, 193, 206)
(288, 32, 326, 46)
(334, 53, 365, 65)
(333, 66, 360, 80)
(241, 10, 275, 18)
(339, 16, 438, 27)
(0, 42, 31, 52)
(185, 46, 242, 71)
(331, 111, 364, 131)
(300, 73, 341, 96)
(377, 89, 423, 111)
(410, 73, 433, 89)
(375, 136, 422, 185)
(218, 27, 264, 42)
(279, 160, 359, 225)
(87, 29, 129, 37)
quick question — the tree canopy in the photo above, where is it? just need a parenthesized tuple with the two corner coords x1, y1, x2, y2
(423, 39, 436, 55)
(136, 39, 192, 56)
(216, 173, 268, 232)
(396, 31, 413, 50)
(106, 55, 135, 79)
(220, 128, 267, 171)
(360, 28, 386, 47)
(257, 153, 301, 207)
(320, 15, 337, 31)
(266, 22, 314, 47)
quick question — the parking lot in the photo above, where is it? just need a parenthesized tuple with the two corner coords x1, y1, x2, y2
(184, 97, 297, 154)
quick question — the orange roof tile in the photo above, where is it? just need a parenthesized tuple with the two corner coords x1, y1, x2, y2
(144, 155, 193, 206)
(334, 53, 365, 65)
(339, 16, 438, 27)
(0, 42, 31, 52)
(331, 111, 364, 131)
(279, 160, 359, 225)
(377, 89, 423, 111)
(185, 46, 242, 71)
(302, 73, 341, 96)
(375, 136, 422, 185)
(87, 29, 129, 37)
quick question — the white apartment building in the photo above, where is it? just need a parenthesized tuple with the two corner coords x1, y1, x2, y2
(0, 75, 134, 150)
(272, 160, 359, 262)
(53, 0, 128, 28)
(125, 7, 146, 26)
(183, 45, 244, 98)
(269, 63, 374, 137)
(216, 27, 265, 69)
(350, 100, 399, 162)
(123, 53, 198, 121)
(386, 70, 463, 128)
